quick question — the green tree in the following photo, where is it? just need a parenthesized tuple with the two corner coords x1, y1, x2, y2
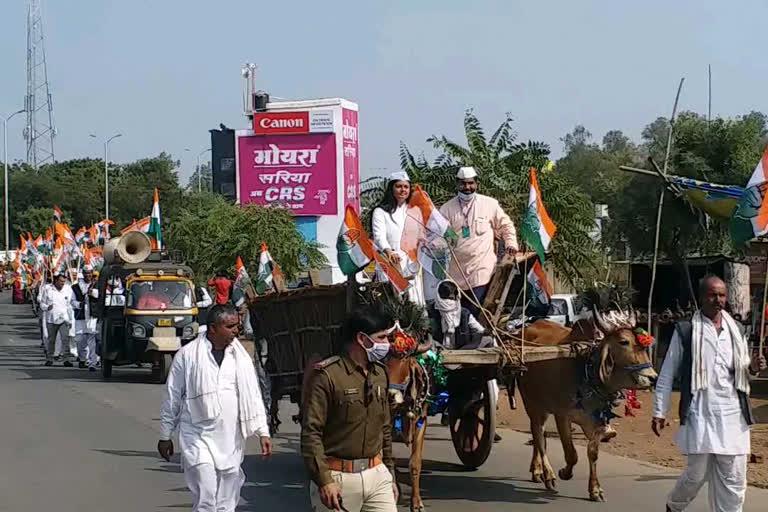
(610, 111, 768, 261)
(110, 153, 184, 230)
(164, 193, 326, 282)
(186, 162, 213, 193)
(13, 206, 61, 238)
(556, 126, 640, 207)
(399, 110, 600, 286)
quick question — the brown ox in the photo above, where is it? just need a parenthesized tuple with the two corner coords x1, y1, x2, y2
(515, 309, 657, 502)
(385, 342, 431, 512)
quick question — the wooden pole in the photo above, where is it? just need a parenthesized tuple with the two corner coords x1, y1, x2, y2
(708, 64, 712, 125)
(492, 263, 517, 327)
(647, 77, 685, 336)
(521, 251, 528, 364)
(760, 253, 768, 357)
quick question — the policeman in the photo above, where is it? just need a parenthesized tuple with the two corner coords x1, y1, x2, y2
(301, 307, 398, 512)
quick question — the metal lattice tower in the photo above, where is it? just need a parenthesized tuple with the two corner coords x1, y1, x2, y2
(24, 0, 56, 169)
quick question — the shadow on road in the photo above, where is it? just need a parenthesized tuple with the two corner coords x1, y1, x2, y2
(754, 404, 768, 423)
(239, 451, 310, 510)
(636, 474, 679, 482)
(399, 470, 582, 505)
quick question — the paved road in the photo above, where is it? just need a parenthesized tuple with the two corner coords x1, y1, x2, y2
(1, 294, 767, 511)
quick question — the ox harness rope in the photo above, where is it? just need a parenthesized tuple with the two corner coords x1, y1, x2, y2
(575, 346, 649, 424)
(390, 358, 431, 436)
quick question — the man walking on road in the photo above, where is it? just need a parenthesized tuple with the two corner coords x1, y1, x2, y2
(208, 271, 233, 306)
(653, 275, 767, 512)
(72, 267, 99, 371)
(158, 304, 272, 512)
(301, 307, 398, 512)
(41, 273, 75, 367)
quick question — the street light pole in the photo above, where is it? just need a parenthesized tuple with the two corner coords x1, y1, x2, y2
(2, 109, 25, 262)
(92, 133, 122, 219)
(197, 148, 211, 193)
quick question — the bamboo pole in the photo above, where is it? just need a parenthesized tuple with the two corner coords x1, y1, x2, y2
(521, 251, 528, 364)
(647, 77, 685, 337)
(708, 64, 712, 125)
(760, 253, 768, 358)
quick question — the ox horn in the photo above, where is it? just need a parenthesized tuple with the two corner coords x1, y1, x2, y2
(415, 338, 433, 355)
(592, 306, 608, 334)
(628, 305, 637, 326)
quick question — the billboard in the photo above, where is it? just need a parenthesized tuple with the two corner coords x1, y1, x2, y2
(238, 133, 338, 215)
(253, 111, 335, 135)
(342, 108, 360, 212)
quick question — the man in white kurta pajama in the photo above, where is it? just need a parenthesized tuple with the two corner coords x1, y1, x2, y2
(159, 305, 272, 512)
(72, 268, 99, 370)
(653, 276, 766, 512)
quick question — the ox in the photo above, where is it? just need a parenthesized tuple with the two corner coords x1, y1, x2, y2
(385, 341, 432, 512)
(515, 309, 657, 502)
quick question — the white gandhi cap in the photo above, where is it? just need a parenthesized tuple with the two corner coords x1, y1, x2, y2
(456, 166, 478, 179)
(388, 171, 410, 182)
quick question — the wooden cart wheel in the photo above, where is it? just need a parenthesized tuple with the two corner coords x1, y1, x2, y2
(449, 380, 496, 469)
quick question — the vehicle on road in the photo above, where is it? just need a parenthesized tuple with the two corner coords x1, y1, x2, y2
(546, 293, 589, 327)
(96, 232, 199, 383)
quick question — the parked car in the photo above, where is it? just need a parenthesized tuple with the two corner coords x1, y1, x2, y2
(546, 293, 589, 327)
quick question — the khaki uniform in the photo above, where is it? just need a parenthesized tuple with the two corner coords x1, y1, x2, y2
(301, 354, 396, 512)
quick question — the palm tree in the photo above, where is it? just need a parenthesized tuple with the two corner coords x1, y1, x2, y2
(402, 109, 600, 287)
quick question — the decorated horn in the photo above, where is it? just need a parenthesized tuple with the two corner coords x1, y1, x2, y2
(415, 338, 433, 355)
(592, 306, 607, 333)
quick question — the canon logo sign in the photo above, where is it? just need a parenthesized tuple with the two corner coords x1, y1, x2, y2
(253, 111, 310, 135)
(259, 117, 304, 129)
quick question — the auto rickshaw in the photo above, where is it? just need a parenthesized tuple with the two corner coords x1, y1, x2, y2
(97, 231, 199, 383)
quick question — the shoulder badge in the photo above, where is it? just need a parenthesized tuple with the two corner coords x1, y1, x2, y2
(313, 355, 341, 370)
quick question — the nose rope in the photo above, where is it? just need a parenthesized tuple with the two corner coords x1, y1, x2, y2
(623, 363, 653, 372)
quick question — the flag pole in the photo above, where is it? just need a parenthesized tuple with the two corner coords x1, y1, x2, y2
(760, 250, 768, 359)
(647, 77, 685, 342)
(520, 248, 528, 365)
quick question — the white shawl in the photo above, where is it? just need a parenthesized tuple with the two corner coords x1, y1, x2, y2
(435, 294, 461, 335)
(691, 310, 751, 394)
(186, 333, 268, 439)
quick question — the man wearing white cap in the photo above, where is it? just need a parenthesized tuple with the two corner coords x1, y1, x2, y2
(72, 267, 100, 371)
(439, 166, 517, 317)
(371, 171, 425, 304)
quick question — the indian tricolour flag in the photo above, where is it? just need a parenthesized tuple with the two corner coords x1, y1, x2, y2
(731, 145, 768, 248)
(527, 259, 553, 306)
(121, 217, 151, 235)
(401, 185, 457, 279)
(147, 187, 163, 250)
(337, 206, 409, 291)
(232, 256, 252, 305)
(520, 168, 557, 264)
(255, 243, 277, 295)
(53, 205, 63, 222)
(337, 206, 375, 275)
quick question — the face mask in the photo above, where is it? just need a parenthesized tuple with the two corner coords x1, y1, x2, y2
(360, 334, 390, 362)
(458, 191, 475, 201)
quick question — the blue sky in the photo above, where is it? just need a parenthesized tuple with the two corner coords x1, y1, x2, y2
(2, 0, 767, 181)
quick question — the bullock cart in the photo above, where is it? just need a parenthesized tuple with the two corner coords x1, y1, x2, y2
(248, 278, 579, 469)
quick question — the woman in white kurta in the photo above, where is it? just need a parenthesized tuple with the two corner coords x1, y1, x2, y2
(371, 172, 425, 305)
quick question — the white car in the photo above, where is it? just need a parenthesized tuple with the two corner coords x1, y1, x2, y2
(546, 294, 590, 327)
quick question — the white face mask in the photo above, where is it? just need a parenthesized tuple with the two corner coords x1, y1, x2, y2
(458, 191, 475, 201)
(360, 333, 391, 362)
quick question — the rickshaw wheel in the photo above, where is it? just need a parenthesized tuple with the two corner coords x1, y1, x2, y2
(154, 353, 173, 384)
(102, 359, 113, 379)
(449, 380, 496, 469)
